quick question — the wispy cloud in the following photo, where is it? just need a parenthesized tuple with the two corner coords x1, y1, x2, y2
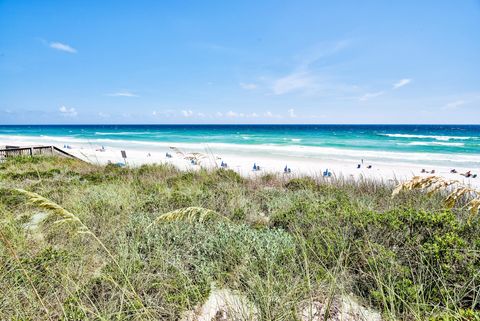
(59, 105, 77, 117)
(359, 91, 384, 101)
(240, 82, 257, 90)
(192, 42, 244, 56)
(442, 100, 466, 110)
(288, 108, 297, 118)
(393, 78, 412, 89)
(272, 71, 314, 95)
(50, 42, 77, 53)
(295, 39, 351, 69)
(269, 40, 351, 96)
(106, 91, 138, 97)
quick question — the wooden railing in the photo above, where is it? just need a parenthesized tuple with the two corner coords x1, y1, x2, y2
(0, 145, 79, 160)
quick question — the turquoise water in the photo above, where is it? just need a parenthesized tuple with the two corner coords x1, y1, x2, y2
(0, 124, 479, 168)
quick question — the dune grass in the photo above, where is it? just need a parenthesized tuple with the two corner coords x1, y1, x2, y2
(0, 156, 479, 320)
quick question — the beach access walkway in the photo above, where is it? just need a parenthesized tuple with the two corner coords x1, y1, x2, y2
(0, 145, 80, 161)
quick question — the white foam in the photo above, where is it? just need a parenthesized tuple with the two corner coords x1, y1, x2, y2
(382, 133, 475, 141)
(94, 131, 152, 136)
(403, 141, 465, 147)
(0, 134, 478, 167)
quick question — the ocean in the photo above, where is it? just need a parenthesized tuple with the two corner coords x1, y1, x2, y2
(0, 124, 479, 169)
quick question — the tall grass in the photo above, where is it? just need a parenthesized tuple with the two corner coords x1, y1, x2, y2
(0, 156, 479, 320)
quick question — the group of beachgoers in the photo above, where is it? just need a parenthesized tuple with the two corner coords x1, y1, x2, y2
(356, 159, 373, 170)
(85, 146, 479, 180)
(420, 168, 477, 178)
(449, 169, 477, 178)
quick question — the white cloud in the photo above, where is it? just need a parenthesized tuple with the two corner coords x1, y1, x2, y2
(181, 110, 194, 117)
(50, 42, 77, 53)
(226, 111, 240, 117)
(240, 82, 257, 90)
(272, 71, 314, 95)
(59, 105, 77, 117)
(393, 78, 411, 89)
(263, 111, 282, 118)
(288, 108, 297, 118)
(359, 91, 384, 101)
(152, 109, 175, 117)
(107, 91, 138, 97)
(443, 100, 466, 110)
(247, 112, 259, 118)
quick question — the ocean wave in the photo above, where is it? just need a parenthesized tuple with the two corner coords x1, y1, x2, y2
(94, 131, 152, 136)
(402, 141, 465, 147)
(382, 133, 475, 141)
(1, 134, 478, 166)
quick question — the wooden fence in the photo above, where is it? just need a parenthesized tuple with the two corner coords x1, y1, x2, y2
(0, 145, 79, 160)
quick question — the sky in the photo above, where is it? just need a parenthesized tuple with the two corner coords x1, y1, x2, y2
(0, 0, 479, 124)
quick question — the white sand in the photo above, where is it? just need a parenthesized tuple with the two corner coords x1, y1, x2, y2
(1, 137, 478, 188)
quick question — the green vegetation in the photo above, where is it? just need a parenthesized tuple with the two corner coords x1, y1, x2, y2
(1, 156, 479, 320)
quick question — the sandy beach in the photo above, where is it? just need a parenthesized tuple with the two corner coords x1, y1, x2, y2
(1, 136, 478, 188)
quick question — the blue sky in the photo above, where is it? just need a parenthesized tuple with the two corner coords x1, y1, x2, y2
(1, 1, 479, 124)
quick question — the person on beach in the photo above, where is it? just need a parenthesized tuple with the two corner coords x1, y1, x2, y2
(461, 171, 472, 178)
(253, 163, 257, 171)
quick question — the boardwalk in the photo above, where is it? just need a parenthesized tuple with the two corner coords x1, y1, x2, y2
(0, 145, 80, 160)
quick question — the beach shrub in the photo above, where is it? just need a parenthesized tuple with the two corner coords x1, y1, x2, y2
(1, 157, 479, 320)
(285, 176, 317, 191)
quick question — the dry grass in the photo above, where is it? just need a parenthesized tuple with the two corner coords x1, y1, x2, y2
(392, 175, 480, 218)
(148, 207, 225, 228)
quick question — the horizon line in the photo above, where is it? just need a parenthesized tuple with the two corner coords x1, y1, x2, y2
(0, 123, 479, 126)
